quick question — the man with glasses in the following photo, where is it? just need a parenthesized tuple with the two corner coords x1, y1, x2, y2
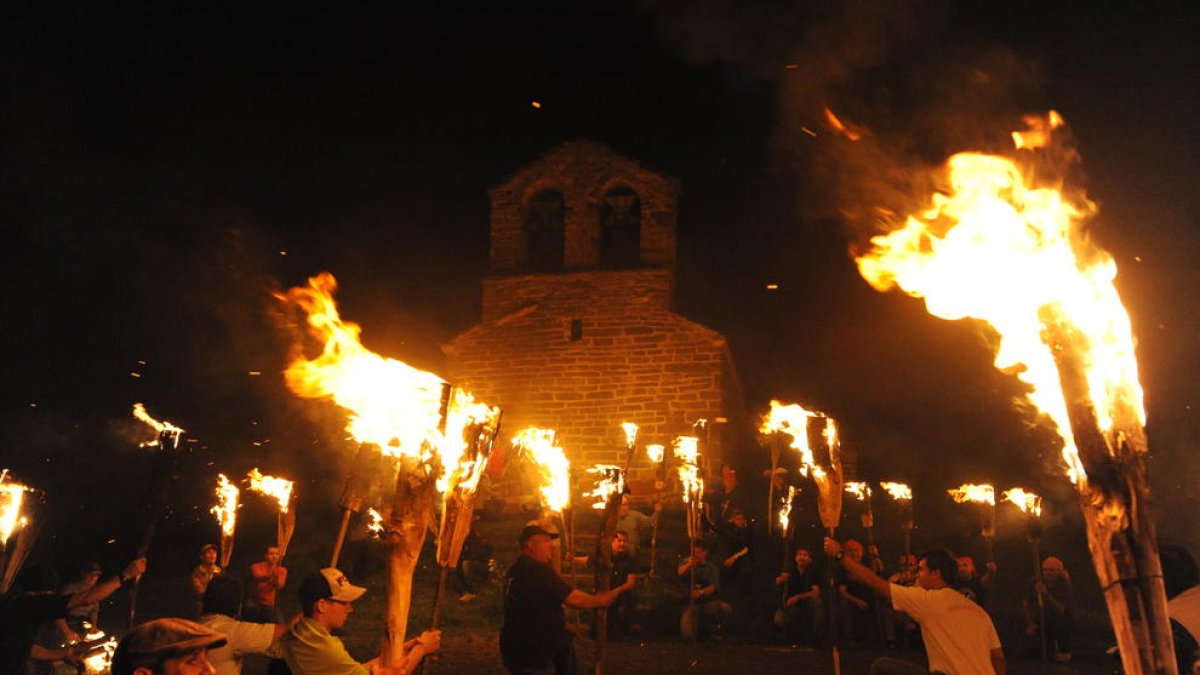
(825, 538, 1005, 675)
(274, 568, 440, 675)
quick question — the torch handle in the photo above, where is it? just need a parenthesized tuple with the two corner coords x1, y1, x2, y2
(330, 509, 353, 568)
(826, 526, 841, 675)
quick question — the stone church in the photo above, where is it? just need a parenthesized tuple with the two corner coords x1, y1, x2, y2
(443, 141, 744, 491)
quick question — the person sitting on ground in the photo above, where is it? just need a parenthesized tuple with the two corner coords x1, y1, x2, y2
(54, 562, 103, 644)
(715, 509, 754, 602)
(773, 547, 822, 646)
(1021, 556, 1073, 663)
(2, 557, 148, 675)
(191, 544, 223, 618)
(678, 539, 732, 641)
(824, 537, 1005, 675)
(112, 618, 227, 675)
(274, 568, 439, 675)
(199, 575, 298, 675)
(246, 546, 287, 624)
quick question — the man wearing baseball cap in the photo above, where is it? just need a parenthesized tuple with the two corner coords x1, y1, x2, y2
(500, 525, 629, 674)
(112, 617, 227, 675)
(273, 568, 439, 675)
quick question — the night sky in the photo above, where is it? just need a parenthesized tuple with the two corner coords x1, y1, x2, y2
(2, 2, 1196, 557)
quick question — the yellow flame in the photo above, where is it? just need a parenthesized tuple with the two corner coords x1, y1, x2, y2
(437, 390, 500, 494)
(855, 112, 1143, 484)
(80, 626, 118, 675)
(879, 481, 913, 501)
(366, 507, 384, 537)
(760, 400, 835, 479)
(673, 436, 703, 503)
(621, 422, 639, 448)
(645, 444, 665, 464)
(584, 464, 625, 510)
(211, 474, 240, 536)
(845, 481, 872, 501)
(948, 483, 995, 505)
(246, 469, 294, 514)
(0, 471, 33, 545)
(132, 403, 185, 447)
(778, 485, 797, 533)
(1002, 487, 1043, 517)
(1011, 110, 1064, 150)
(276, 273, 448, 457)
(513, 427, 570, 512)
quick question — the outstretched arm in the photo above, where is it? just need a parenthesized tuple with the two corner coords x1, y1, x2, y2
(823, 538, 890, 599)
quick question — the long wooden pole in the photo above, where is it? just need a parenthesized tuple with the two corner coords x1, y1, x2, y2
(1044, 317, 1176, 675)
(329, 509, 352, 568)
(129, 429, 181, 628)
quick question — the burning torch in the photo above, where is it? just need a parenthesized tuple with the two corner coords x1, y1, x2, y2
(947, 484, 996, 570)
(247, 469, 296, 558)
(129, 403, 185, 627)
(880, 482, 914, 556)
(645, 443, 665, 576)
(330, 443, 385, 568)
(0, 471, 41, 594)
(855, 112, 1176, 674)
(1004, 487, 1047, 661)
(211, 474, 240, 569)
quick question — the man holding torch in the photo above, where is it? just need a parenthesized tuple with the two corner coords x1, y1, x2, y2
(500, 525, 630, 675)
(247, 545, 287, 624)
(823, 537, 1005, 675)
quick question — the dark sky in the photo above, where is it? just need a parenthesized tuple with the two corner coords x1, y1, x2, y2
(1, 1, 1197, 552)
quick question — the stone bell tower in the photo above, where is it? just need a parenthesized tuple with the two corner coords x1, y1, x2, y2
(444, 140, 743, 490)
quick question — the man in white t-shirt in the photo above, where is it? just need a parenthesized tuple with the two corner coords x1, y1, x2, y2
(199, 575, 297, 675)
(825, 538, 1005, 675)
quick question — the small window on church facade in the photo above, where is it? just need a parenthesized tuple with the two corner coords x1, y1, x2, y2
(523, 189, 566, 272)
(598, 186, 640, 268)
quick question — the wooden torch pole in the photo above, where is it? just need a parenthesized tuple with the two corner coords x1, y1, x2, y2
(1044, 316, 1176, 675)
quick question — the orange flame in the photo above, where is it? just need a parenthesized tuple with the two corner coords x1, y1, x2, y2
(855, 112, 1144, 484)
(673, 436, 702, 503)
(0, 470, 32, 545)
(276, 273, 447, 458)
(880, 481, 912, 501)
(845, 481, 872, 501)
(645, 444, 665, 464)
(132, 403, 185, 447)
(513, 427, 570, 512)
(211, 474, 240, 536)
(760, 400, 838, 479)
(1002, 487, 1043, 517)
(948, 483, 995, 505)
(246, 469, 294, 514)
(437, 390, 500, 495)
(366, 507, 385, 537)
(778, 485, 797, 533)
(584, 464, 625, 510)
(80, 625, 117, 674)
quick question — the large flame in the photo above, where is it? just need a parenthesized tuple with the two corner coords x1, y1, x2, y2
(673, 436, 703, 503)
(584, 464, 625, 510)
(211, 474, 240, 537)
(0, 471, 32, 545)
(246, 469, 294, 514)
(512, 427, 570, 512)
(948, 483, 995, 505)
(855, 112, 1144, 483)
(1002, 487, 1044, 517)
(436, 390, 500, 494)
(760, 400, 822, 477)
(132, 403, 185, 447)
(880, 481, 912, 501)
(276, 273, 447, 457)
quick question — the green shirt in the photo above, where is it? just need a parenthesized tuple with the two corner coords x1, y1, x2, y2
(271, 617, 370, 675)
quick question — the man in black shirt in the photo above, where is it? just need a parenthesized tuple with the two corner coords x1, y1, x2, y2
(501, 525, 629, 674)
(773, 547, 822, 645)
